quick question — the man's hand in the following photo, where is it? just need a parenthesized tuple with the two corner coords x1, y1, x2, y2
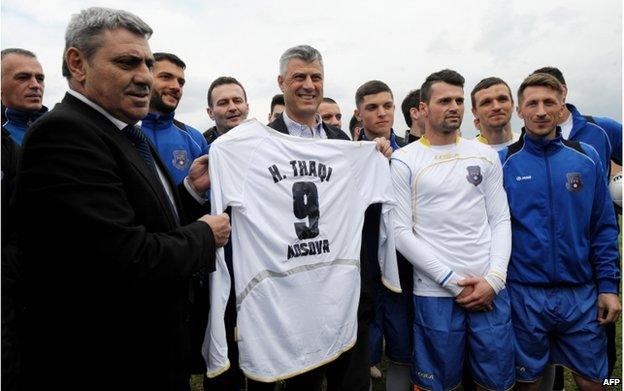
(373, 137, 392, 159)
(456, 277, 495, 311)
(188, 154, 210, 194)
(199, 213, 231, 247)
(597, 293, 621, 325)
(455, 283, 474, 302)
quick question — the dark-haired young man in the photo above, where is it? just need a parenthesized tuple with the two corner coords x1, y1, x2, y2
(392, 69, 514, 391)
(500, 72, 620, 391)
(354, 80, 412, 390)
(204, 76, 249, 143)
(141, 52, 209, 184)
(268, 93, 284, 124)
(471, 77, 520, 151)
(401, 88, 425, 144)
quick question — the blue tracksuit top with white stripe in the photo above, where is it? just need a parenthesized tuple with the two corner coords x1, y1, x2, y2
(590, 114, 622, 166)
(567, 104, 614, 177)
(499, 130, 620, 294)
(141, 111, 209, 184)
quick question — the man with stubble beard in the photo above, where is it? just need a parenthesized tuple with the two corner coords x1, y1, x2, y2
(141, 52, 209, 185)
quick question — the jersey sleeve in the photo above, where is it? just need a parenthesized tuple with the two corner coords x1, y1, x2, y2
(378, 205, 401, 292)
(202, 138, 248, 377)
(482, 148, 512, 294)
(390, 155, 464, 296)
(348, 141, 400, 292)
(350, 141, 395, 206)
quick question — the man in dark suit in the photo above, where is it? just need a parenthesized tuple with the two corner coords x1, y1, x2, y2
(15, 7, 230, 391)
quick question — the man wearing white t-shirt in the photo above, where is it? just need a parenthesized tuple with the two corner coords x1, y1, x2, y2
(392, 69, 514, 390)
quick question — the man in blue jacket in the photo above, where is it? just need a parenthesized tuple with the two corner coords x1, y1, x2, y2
(141, 52, 208, 185)
(1, 48, 48, 146)
(533, 66, 622, 171)
(500, 73, 620, 390)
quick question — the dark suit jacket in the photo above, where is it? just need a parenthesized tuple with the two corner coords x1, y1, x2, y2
(16, 93, 215, 390)
(268, 113, 350, 140)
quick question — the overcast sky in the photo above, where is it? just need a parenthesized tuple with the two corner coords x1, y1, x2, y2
(2, 0, 622, 138)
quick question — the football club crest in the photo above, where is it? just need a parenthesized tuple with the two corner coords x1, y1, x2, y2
(172, 149, 189, 170)
(566, 172, 583, 192)
(466, 166, 482, 186)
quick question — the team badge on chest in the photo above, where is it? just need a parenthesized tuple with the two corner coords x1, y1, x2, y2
(172, 149, 189, 170)
(466, 165, 482, 186)
(566, 172, 582, 192)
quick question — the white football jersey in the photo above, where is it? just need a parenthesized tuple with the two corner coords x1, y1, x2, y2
(391, 136, 511, 297)
(203, 119, 400, 382)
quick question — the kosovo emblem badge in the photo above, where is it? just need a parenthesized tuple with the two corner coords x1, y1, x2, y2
(566, 172, 582, 192)
(466, 166, 482, 186)
(172, 149, 189, 170)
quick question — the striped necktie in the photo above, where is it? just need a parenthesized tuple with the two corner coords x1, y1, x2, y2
(122, 124, 180, 224)
(123, 124, 156, 174)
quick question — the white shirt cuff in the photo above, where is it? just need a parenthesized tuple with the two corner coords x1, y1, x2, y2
(184, 176, 207, 205)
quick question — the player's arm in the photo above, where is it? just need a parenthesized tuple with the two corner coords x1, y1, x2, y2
(391, 156, 464, 296)
(584, 145, 621, 324)
(456, 154, 511, 310)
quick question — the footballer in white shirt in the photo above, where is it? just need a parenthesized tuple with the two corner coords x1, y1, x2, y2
(391, 69, 514, 391)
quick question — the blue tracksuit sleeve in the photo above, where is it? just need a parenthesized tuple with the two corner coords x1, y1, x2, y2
(597, 117, 622, 166)
(584, 144, 621, 293)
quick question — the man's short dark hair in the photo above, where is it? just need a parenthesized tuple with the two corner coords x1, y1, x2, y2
(153, 52, 185, 69)
(532, 66, 566, 86)
(517, 73, 564, 102)
(348, 114, 362, 138)
(355, 80, 393, 108)
(420, 69, 465, 104)
(321, 97, 337, 104)
(401, 89, 420, 128)
(1, 48, 37, 60)
(207, 76, 247, 108)
(270, 94, 284, 114)
(470, 77, 513, 108)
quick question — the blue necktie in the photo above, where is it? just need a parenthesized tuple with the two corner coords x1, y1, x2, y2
(123, 125, 157, 174)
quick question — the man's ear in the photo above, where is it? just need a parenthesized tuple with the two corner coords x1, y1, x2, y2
(65, 47, 87, 83)
(419, 102, 429, 118)
(277, 75, 285, 93)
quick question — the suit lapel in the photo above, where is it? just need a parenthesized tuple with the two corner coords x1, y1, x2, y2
(62, 94, 180, 227)
(268, 114, 289, 135)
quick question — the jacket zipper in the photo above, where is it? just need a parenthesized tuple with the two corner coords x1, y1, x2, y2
(544, 151, 557, 283)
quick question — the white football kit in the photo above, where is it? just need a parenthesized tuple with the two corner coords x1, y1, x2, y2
(203, 119, 400, 381)
(391, 136, 511, 297)
(475, 132, 521, 151)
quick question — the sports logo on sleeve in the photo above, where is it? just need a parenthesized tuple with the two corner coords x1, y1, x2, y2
(466, 166, 483, 186)
(566, 172, 583, 192)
